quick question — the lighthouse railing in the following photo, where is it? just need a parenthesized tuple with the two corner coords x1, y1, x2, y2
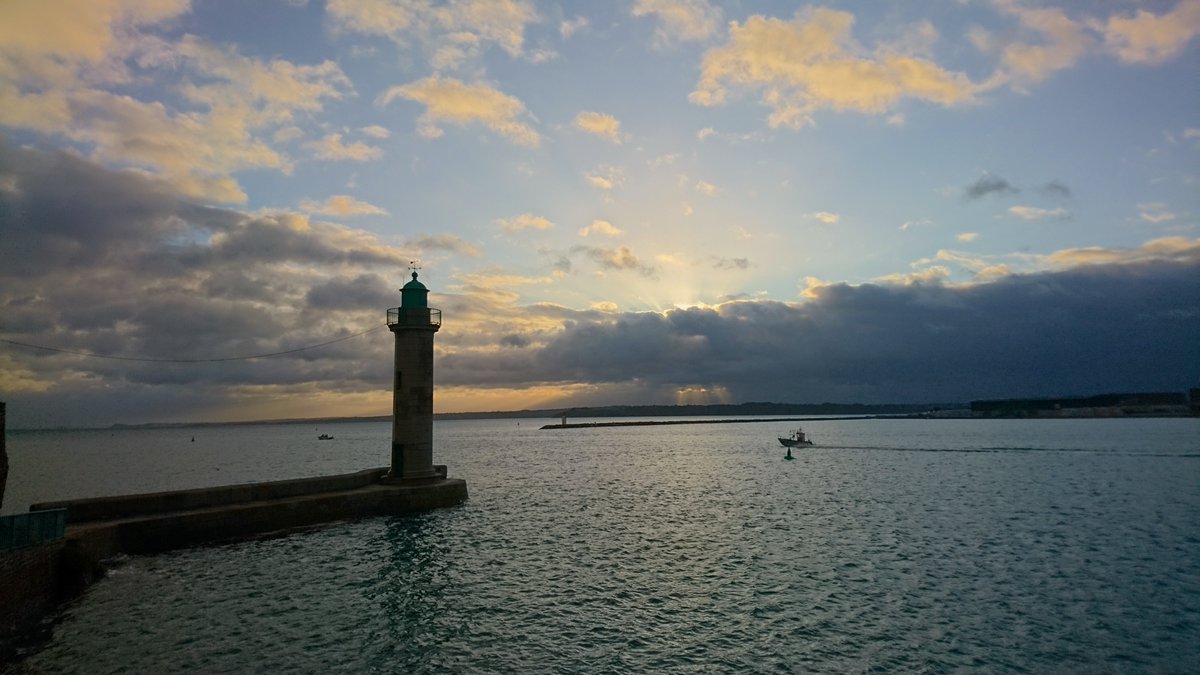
(387, 307, 442, 327)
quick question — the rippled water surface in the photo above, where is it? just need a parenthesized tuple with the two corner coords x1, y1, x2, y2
(7, 417, 1200, 672)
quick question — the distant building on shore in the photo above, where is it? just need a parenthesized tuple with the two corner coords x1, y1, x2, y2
(970, 391, 1196, 418)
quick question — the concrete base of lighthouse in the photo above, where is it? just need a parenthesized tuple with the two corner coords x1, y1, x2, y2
(382, 463, 447, 484)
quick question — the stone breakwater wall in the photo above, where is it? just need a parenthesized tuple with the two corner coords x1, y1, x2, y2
(2, 468, 466, 652)
(32, 467, 466, 558)
(34, 467, 393, 525)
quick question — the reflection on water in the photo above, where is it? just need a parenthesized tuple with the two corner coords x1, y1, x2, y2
(9, 417, 1200, 671)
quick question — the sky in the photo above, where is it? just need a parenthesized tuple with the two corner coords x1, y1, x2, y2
(1, 0, 1198, 428)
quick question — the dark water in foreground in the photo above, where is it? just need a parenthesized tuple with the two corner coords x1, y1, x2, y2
(6, 417, 1200, 672)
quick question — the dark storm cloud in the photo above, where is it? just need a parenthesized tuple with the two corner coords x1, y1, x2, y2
(305, 274, 396, 310)
(0, 141, 413, 426)
(964, 174, 1018, 200)
(0, 141, 188, 277)
(439, 256, 1200, 403)
(500, 333, 530, 348)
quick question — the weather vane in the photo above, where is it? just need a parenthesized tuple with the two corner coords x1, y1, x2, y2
(409, 260, 421, 278)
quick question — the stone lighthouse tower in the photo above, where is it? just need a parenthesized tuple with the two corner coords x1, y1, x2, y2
(386, 265, 441, 481)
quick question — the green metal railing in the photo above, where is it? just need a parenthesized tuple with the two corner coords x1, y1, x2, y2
(0, 509, 66, 551)
(387, 307, 442, 327)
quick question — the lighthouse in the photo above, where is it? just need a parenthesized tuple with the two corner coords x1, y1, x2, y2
(386, 265, 442, 481)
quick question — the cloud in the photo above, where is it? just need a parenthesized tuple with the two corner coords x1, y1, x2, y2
(584, 165, 625, 191)
(1008, 205, 1070, 221)
(4, 143, 1197, 426)
(274, 126, 304, 143)
(1138, 203, 1177, 224)
(574, 111, 627, 144)
(690, 8, 975, 127)
(982, 3, 1092, 90)
(408, 233, 482, 257)
(812, 211, 840, 225)
(1041, 180, 1071, 198)
(1043, 236, 1199, 267)
(560, 16, 589, 39)
(326, 0, 539, 67)
(305, 273, 397, 310)
(378, 76, 540, 146)
(632, 0, 722, 44)
(956, 232, 979, 243)
(899, 218, 933, 231)
(695, 180, 719, 196)
(0, 7, 353, 203)
(306, 133, 384, 161)
(434, 247, 1199, 405)
(578, 220, 624, 237)
(573, 245, 655, 275)
(0, 0, 190, 82)
(360, 124, 391, 138)
(497, 213, 555, 232)
(0, 141, 422, 426)
(964, 174, 1018, 200)
(711, 257, 750, 270)
(1096, 0, 1200, 64)
(697, 127, 716, 141)
(300, 195, 388, 217)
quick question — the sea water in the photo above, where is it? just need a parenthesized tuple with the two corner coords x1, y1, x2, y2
(4, 417, 1199, 672)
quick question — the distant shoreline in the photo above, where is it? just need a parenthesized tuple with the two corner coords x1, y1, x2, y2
(9, 394, 1194, 432)
(541, 416, 893, 430)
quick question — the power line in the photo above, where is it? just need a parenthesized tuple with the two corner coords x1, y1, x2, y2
(0, 325, 388, 363)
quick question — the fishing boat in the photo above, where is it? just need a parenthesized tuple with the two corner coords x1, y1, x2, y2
(317, 433, 334, 440)
(778, 428, 813, 447)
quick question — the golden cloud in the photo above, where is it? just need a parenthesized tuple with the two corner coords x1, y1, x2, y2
(0, 0, 188, 73)
(579, 220, 624, 237)
(574, 111, 626, 143)
(306, 133, 384, 161)
(632, 0, 722, 44)
(301, 195, 388, 217)
(1097, 0, 1200, 64)
(327, 0, 538, 67)
(986, 4, 1092, 90)
(690, 8, 974, 126)
(378, 77, 540, 146)
(0, 3, 354, 204)
(1046, 236, 1200, 267)
(498, 213, 555, 232)
(584, 165, 625, 191)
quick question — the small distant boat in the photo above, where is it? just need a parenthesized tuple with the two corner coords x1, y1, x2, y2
(778, 428, 814, 447)
(317, 434, 334, 440)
